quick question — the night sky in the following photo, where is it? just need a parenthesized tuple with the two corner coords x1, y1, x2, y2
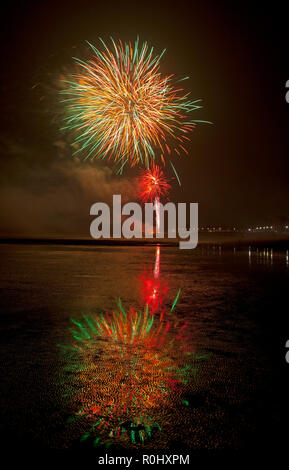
(0, 0, 288, 237)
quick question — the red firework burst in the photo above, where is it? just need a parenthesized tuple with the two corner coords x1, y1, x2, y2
(138, 163, 171, 203)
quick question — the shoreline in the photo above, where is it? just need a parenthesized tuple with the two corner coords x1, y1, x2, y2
(1, 234, 289, 249)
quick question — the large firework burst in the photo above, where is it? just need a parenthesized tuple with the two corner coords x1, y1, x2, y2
(60, 38, 207, 172)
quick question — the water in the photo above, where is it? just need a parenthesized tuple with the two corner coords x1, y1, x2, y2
(0, 243, 288, 452)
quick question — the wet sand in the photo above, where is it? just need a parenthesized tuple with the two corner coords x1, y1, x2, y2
(0, 243, 288, 458)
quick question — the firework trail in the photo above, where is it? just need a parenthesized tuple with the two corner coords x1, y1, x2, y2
(138, 163, 171, 235)
(60, 38, 209, 173)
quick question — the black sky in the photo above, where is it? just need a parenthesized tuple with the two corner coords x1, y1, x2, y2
(0, 0, 288, 236)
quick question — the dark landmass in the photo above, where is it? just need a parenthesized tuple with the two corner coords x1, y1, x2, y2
(0, 232, 289, 249)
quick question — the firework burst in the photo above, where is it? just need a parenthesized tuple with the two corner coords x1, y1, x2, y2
(60, 38, 207, 172)
(137, 163, 171, 203)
